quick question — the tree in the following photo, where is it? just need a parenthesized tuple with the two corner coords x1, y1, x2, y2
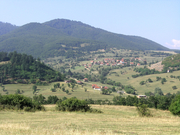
(161, 78, 167, 84)
(140, 81, 145, 85)
(154, 87, 164, 96)
(156, 76, 161, 81)
(169, 94, 180, 116)
(33, 94, 46, 104)
(112, 87, 116, 92)
(135, 103, 152, 117)
(51, 88, 56, 92)
(15, 89, 21, 94)
(65, 90, 69, 95)
(124, 85, 136, 95)
(172, 86, 177, 90)
(32, 85, 37, 94)
(84, 88, 87, 92)
(147, 78, 153, 83)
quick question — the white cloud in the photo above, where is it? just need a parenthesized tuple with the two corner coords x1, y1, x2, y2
(172, 39, 180, 48)
(166, 39, 180, 49)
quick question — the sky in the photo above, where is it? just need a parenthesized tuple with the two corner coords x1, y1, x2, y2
(0, 0, 180, 49)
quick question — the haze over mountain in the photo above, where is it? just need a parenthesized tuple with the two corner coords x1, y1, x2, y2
(0, 19, 169, 58)
(0, 21, 18, 35)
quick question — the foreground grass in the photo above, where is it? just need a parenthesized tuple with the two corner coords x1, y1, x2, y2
(0, 105, 180, 135)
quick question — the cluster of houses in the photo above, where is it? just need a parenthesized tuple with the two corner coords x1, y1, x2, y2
(82, 57, 144, 69)
(91, 84, 108, 91)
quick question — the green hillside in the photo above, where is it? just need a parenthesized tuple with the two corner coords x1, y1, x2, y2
(0, 51, 64, 84)
(0, 19, 169, 59)
(162, 53, 180, 68)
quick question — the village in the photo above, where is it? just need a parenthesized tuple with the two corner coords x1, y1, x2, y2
(82, 57, 145, 69)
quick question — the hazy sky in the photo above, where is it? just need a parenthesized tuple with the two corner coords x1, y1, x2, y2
(1, 0, 180, 49)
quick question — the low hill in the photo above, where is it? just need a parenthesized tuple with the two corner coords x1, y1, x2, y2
(0, 19, 169, 58)
(0, 51, 64, 84)
(162, 53, 180, 68)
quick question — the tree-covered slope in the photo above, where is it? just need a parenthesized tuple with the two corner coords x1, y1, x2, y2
(0, 51, 64, 84)
(0, 19, 169, 58)
(0, 22, 18, 36)
(44, 19, 168, 50)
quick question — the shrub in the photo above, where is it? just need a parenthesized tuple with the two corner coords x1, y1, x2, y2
(172, 86, 177, 90)
(56, 97, 102, 113)
(51, 88, 56, 92)
(135, 103, 152, 117)
(56, 97, 90, 112)
(147, 78, 153, 83)
(0, 94, 45, 111)
(140, 81, 145, 85)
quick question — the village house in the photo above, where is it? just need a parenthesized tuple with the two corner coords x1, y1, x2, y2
(137, 95, 147, 99)
(92, 84, 98, 88)
(116, 59, 120, 62)
(137, 63, 141, 66)
(130, 62, 134, 65)
(76, 80, 83, 84)
(65, 80, 71, 83)
(106, 63, 110, 66)
(92, 84, 101, 90)
(94, 86, 101, 90)
(101, 86, 108, 89)
(83, 78, 88, 82)
(89, 64, 92, 68)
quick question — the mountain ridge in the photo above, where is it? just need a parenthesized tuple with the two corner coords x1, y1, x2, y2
(0, 19, 169, 58)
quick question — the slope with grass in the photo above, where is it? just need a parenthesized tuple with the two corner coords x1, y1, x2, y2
(0, 105, 180, 135)
(108, 68, 180, 95)
(0, 81, 120, 101)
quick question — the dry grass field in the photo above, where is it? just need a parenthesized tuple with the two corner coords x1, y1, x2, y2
(0, 105, 180, 135)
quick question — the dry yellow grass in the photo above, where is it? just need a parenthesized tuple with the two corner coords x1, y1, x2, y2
(0, 105, 180, 135)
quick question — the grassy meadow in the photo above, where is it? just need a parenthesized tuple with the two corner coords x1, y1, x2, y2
(0, 82, 120, 100)
(0, 105, 180, 135)
(107, 69, 180, 95)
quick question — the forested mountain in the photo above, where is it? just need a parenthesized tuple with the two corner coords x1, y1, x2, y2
(0, 22, 18, 35)
(0, 19, 169, 58)
(0, 51, 64, 84)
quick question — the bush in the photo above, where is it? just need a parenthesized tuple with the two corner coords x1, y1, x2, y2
(0, 94, 45, 111)
(56, 97, 90, 112)
(135, 103, 152, 117)
(56, 97, 102, 113)
(169, 94, 180, 116)
(172, 86, 177, 90)
(124, 85, 136, 95)
(140, 81, 145, 85)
